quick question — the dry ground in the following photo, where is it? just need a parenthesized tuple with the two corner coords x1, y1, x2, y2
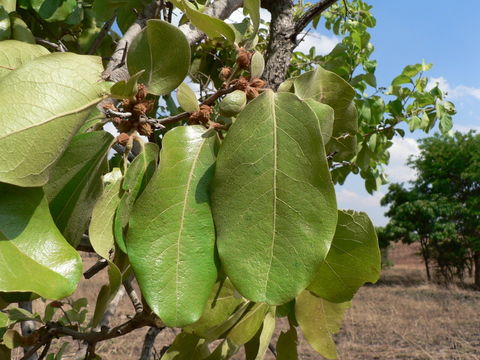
(11, 243, 480, 360)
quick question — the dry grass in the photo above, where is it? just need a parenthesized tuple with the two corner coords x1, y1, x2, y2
(11, 244, 480, 360)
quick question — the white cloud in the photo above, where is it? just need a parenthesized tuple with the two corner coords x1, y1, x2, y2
(226, 8, 271, 27)
(452, 124, 480, 133)
(427, 76, 480, 100)
(295, 32, 339, 56)
(384, 137, 420, 183)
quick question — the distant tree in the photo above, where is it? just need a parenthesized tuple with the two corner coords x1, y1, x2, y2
(382, 132, 480, 285)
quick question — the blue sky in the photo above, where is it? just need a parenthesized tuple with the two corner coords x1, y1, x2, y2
(301, 1, 480, 225)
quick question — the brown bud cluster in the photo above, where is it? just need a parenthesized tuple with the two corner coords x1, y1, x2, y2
(105, 84, 155, 137)
(230, 76, 266, 100)
(236, 48, 252, 69)
(189, 104, 213, 125)
(116, 133, 130, 145)
(219, 67, 232, 81)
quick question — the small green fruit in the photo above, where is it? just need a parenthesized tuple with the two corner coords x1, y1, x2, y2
(219, 90, 247, 117)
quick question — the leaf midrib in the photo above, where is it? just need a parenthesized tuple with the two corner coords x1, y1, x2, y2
(174, 137, 206, 322)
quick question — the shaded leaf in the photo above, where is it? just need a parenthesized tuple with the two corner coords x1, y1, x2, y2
(160, 332, 209, 360)
(9, 15, 35, 43)
(127, 19, 190, 96)
(304, 99, 334, 146)
(245, 307, 276, 360)
(44, 131, 113, 247)
(276, 327, 298, 360)
(250, 51, 264, 79)
(243, 0, 260, 35)
(0, 184, 82, 299)
(212, 90, 337, 304)
(0, 41, 47, 79)
(184, 279, 244, 338)
(295, 291, 350, 359)
(114, 143, 159, 253)
(110, 70, 145, 100)
(227, 303, 269, 347)
(31, 0, 76, 22)
(0, 52, 106, 187)
(294, 67, 358, 161)
(127, 126, 218, 327)
(0, 7, 11, 41)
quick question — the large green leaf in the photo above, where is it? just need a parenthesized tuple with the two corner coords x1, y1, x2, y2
(308, 210, 381, 303)
(295, 291, 350, 359)
(0, 40, 48, 79)
(44, 131, 113, 247)
(294, 67, 358, 161)
(227, 303, 269, 347)
(114, 142, 159, 253)
(127, 126, 218, 327)
(244, 0, 260, 36)
(184, 279, 244, 338)
(212, 90, 338, 305)
(0, 184, 82, 299)
(127, 19, 190, 96)
(0, 52, 106, 187)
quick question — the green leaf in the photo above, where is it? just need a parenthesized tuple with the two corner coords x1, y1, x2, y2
(77, 107, 105, 133)
(276, 327, 298, 360)
(0, 40, 49, 79)
(308, 210, 380, 303)
(402, 64, 422, 77)
(245, 307, 276, 360)
(227, 303, 269, 347)
(180, 0, 235, 43)
(31, 0, 77, 22)
(0, 184, 82, 299)
(110, 70, 145, 100)
(114, 142, 159, 253)
(160, 332, 209, 360)
(304, 99, 335, 146)
(391, 74, 411, 86)
(0, 52, 106, 187)
(177, 82, 199, 112)
(0, 311, 8, 338)
(243, 0, 260, 35)
(295, 291, 350, 359)
(409, 115, 422, 132)
(44, 131, 113, 247)
(0, 7, 11, 41)
(184, 279, 244, 338)
(127, 19, 190, 96)
(294, 67, 358, 161)
(91, 261, 122, 327)
(0, 0, 15, 13)
(212, 90, 337, 305)
(127, 126, 218, 327)
(90, 168, 123, 259)
(439, 114, 453, 134)
(9, 15, 35, 43)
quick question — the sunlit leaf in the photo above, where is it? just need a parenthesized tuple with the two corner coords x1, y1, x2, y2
(212, 90, 337, 304)
(296, 291, 350, 359)
(160, 332, 210, 360)
(294, 67, 358, 161)
(304, 98, 334, 146)
(0, 184, 82, 299)
(0, 53, 106, 187)
(127, 19, 190, 96)
(127, 126, 218, 327)
(0, 40, 49, 79)
(177, 82, 199, 113)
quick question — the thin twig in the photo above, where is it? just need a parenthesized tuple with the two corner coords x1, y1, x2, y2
(157, 85, 238, 125)
(123, 275, 143, 313)
(84, 259, 109, 279)
(140, 327, 163, 360)
(294, 0, 339, 35)
(35, 38, 65, 52)
(37, 339, 52, 360)
(88, 16, 115, 55)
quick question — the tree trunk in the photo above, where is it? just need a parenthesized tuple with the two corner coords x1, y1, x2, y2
(474, 251, 480, 289)
(419, 238, 431, 281)
(262, 0, 296, 89)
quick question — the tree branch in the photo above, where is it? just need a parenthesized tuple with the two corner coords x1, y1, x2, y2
(103, 0, 243, 83)
(140, 327, 163, 360)
(294, 0, 339, 35)
(88, 16, 115, 55)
